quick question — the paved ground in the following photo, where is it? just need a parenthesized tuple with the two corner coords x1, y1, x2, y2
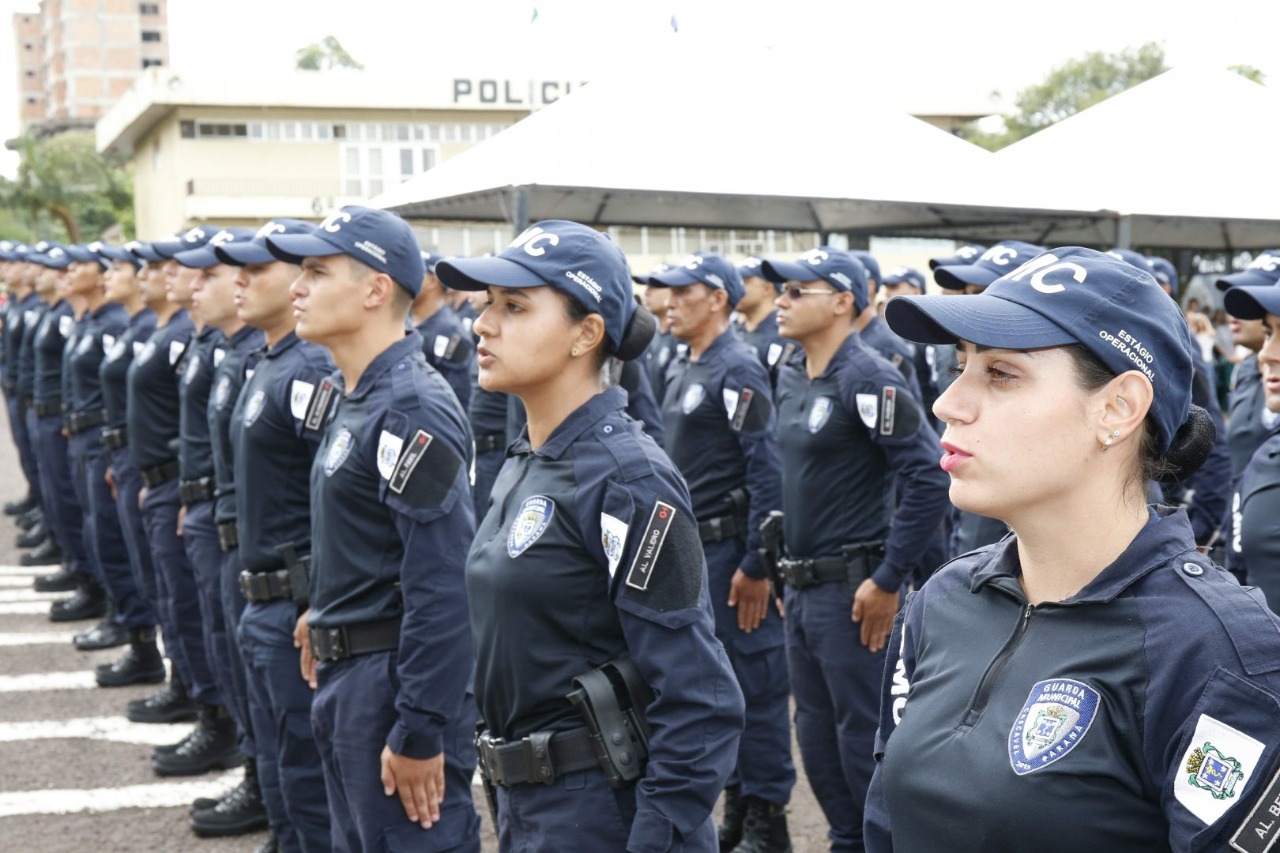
(0, 400, 835, 852)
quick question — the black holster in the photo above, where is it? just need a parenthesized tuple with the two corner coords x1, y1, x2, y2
(567, 657, 654, 789)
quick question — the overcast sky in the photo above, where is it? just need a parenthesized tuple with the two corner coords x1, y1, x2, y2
(1, 0, 1279, 178)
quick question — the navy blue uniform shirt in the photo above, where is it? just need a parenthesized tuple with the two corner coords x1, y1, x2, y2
(178, 325, 225, 482)
(33, 300, 73, 406)
(309, 332, 474, 760)
(208, 325, 264, 525)
(414, 307, 473, 412)
(126, 310, 193, 470)
(67, 303, 127, 416)
(467, 386, 744, 849)
(775, 333, 949, 591)
(868, 508, 1280, 853)
(100, 308, 156, 431)
(660, 329, 781, 578)
(230, 331, 333, 573)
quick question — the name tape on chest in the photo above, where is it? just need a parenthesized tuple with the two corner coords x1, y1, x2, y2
(388, 429, 432, 495)
(1178, 713, 1264, 828)
(625, 501, 677, 591)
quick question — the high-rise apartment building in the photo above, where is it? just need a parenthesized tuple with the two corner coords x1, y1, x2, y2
(13, 0, 169, 136)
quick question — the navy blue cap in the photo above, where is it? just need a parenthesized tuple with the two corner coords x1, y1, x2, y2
(266, 206, 425, 296)
(215, 219, 314, 266)
(435, 220, 637, 353)
(1224, 285, 1280, 321)
(886, 247, 1195, 451)
(98, 242, 145, 269)
(648, 252, 746, 308)
(150, 226, 216, 260)
(929, 243, 987, 271)
(849, 250, 881, 285)
(174, 227, 257, 269)
(30, 244, 71, 269)
(1216, 251, 1280, 292)
(933, 241, 1045, 291)
(1147, 257, 1178, 295)
(883, 266, 926, 290)
(65, 243, 111, 271)
(631, 262, 676, 286)
(761, 247, 870, 313)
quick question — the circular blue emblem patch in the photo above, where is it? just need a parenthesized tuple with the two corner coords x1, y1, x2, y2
(507, 495, 555, 558)
(323, 428, 354, 477)
(1008, 678, 1100, 776)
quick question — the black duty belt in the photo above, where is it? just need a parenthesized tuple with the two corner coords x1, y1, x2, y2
(217, 521, 238, 552)
(179, 477, 214, 505)
(777, 541, 886, 590)
(476, 726, 600, 787)
(238, 568, 294, 603)
(698, 515, 746, 544)
(474, 433, 504, 454)
(101, 426, 128, 451)
(33, 401, 61, 418)
(140, 459, 181, 488)
(309, 617, 401, 662)
(66, 409, 106, 435)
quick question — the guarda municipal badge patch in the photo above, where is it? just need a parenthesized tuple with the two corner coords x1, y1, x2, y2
(625, 501, 676, 591)
(1178, 713, 1264, 827)
(323, 427, 354, 476)
(1008, 678, 1100, 776)
(507, 495, 555, 558)
(808, 397, 833, 434)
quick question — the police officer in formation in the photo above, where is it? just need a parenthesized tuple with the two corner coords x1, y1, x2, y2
(649, 252, 794, 852)
(868, 247, 1280, 853)
(439, 221, 745, 851)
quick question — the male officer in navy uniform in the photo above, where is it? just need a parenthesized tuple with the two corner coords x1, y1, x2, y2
(230, 220, 334, 853)
(412, 250, 473, 411)
(763, 247, 950, 853)
(650, 252, 794, 853)
(269, 206, 481, 852)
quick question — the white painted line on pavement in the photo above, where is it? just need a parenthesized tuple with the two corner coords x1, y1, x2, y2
(0, 671, 98, 692)
(0, 631, 76, 646)
(0, 715, 192, 746)
(0, 601, 57, 615)
(0, 771, 240, 817)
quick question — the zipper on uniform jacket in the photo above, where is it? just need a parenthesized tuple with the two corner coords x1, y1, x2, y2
(957, 603, 1033, 731)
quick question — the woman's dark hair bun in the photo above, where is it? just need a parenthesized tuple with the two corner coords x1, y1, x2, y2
(614, 304, 656, 362)
(1162, 404, 1218, 479)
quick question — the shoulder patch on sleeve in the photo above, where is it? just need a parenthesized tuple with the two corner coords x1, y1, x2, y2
(625, 501, 677, 591)
(290, 379, 315, 420)
(377, 429, 405, 480)
(1176, 713, 1264, 827)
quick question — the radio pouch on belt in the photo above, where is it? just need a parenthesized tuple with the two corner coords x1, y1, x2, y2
(567, 657, 654, 789)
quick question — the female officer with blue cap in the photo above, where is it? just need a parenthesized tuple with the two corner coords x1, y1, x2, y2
(865, 247, 1280, 852)
(437, 220, 744, 853)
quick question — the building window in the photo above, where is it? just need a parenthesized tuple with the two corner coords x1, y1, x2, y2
(141, 58, 162, 69)
(139, 3, 160, 13)
(141, 31, 162, 42)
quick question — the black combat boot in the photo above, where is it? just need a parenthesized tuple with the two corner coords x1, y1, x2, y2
(126, 674, 199, 723)
(732, 797, 792, 853)
(96, 627, 166, 687)
(20, 537, 63, 566)
(189, 758, 269, 836)
(33, 565, 77, 592)
(719, 784, 745, 852)
(49, 581, 107, 622)
(152, 704, 244, 776)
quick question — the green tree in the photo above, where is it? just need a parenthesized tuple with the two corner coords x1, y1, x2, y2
(0, 131, 133, 242)
(295, 35, 364, 71)
(961, 43, 1168, 151)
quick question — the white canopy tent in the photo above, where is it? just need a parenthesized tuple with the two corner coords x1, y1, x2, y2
(373, 59, 1109, 244)
(995, 66, 1280, 250)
